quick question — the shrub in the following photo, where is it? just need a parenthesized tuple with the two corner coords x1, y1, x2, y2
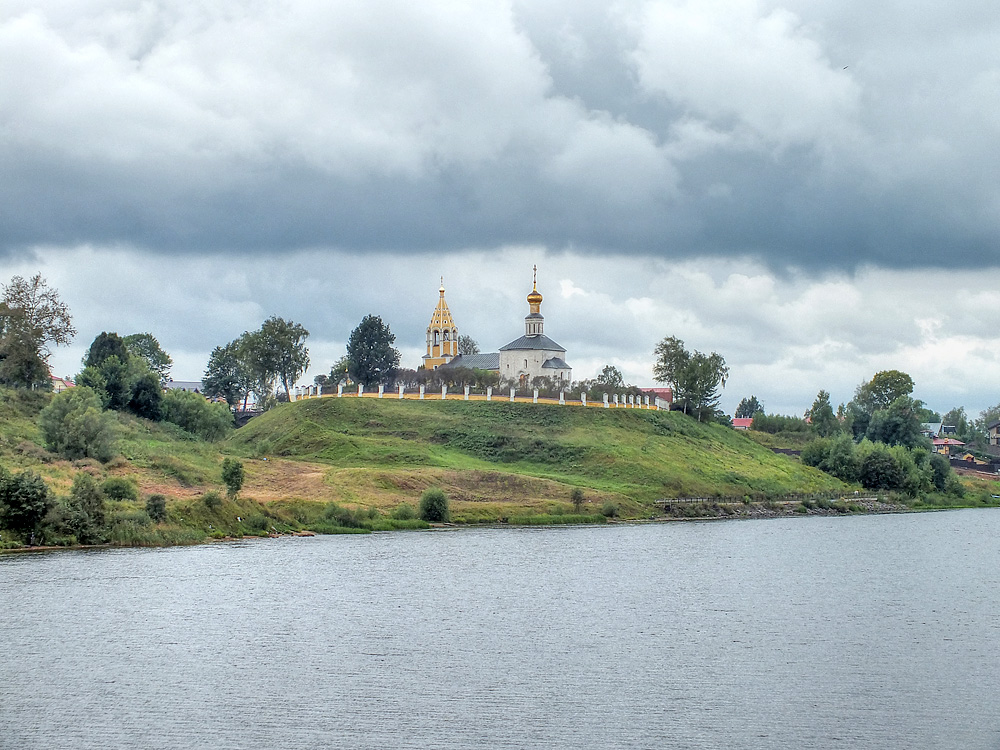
(66, 472, 107, 544)
(161, 390, 233, 441)
(102, 477, 138, 502)
(859, 448, 904, 491)
(600, 500, 619, 518)
(571, 487, 585, 512)
(146, 494, 168, 522)
(419, 488, 450, 523)
(391, 501, 416, 520)
(324, 502, 364, 528)
(221, 458, 245, 498)
(37, 386, 117, 462)
(0, 468, 53, 536)
(201, 491, 223, 509)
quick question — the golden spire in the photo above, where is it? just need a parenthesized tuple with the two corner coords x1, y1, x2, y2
(527, 264, 543, 309)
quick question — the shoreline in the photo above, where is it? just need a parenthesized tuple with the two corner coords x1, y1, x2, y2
(4, 501, 993, 554)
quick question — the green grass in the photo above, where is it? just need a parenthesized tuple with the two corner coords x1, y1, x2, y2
(228, 398, 848, 505)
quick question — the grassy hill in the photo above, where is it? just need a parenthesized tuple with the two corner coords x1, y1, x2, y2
(226, 397, 848, 520)
(0, 389, 867, 547)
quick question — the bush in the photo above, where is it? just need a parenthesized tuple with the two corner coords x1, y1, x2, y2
(66, 472, 107, 544)
(102, 477, 138, 502)
(201, 491, 223, 509)
(600, 500, 619, 518)
(37, 386, 117, 462)
(419, 488, 450, 523)
(161, 390, 233, 441)
(391, 501, 416, 520)
(146, 494, 167, 522)
(859, 447, 904, 491)
(221, 458, 245, 498)
(571, 487, 585, 512)
(0, 468, 53, 536)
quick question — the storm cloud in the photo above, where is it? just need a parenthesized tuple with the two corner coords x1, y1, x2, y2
(3, 0, 999, 268)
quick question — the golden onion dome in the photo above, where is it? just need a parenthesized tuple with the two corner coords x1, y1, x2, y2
(527, 287, 543, 305)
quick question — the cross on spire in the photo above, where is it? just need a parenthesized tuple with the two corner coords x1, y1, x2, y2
(532, 264, 537, 290)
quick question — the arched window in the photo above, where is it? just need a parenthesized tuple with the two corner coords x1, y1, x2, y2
(443, 330, 449, 341)
(433, 330, 440, 345)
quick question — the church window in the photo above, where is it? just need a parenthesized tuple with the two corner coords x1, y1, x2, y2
(443, 331, 449, 341)
(433, 330, 440, 345)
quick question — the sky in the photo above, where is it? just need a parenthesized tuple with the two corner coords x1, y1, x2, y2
(2, 0, 999, 417)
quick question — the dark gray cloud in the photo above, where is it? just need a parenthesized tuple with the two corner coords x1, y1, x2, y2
(3, 0, 999, 269)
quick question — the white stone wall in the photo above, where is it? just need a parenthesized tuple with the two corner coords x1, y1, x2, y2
(499, 348, 571, 384)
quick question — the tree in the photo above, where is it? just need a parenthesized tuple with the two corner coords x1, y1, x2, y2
(0, 319, 50, 388)
(85, 332, 129, 369)
(0, 469, 53, 538)
(123, 333, 172, 383)
(221, 458, 245, 498)
(652, 336, 728, 421)
(848, 370, 915, 439)
(419, 487, 450, 523)
(258, 316, 309, 399)
(127, 371, 163, 421)
(37, 386, 117, 462)
(596, 365, 625, 389)
(0, 275, 75, 385)
(203, 341, 252, 411)
(859, 447, 905, 491)
(735, 396, 763, 419)
(941, 407, 971, 441)
(329, 355, 352, 386)
(807, 390, 840, 437)
(347, 315, 401, 387)
(865, 396, 927, 449)
(457, 335, 480, 355)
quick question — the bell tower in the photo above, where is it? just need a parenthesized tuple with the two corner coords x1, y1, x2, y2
(423, 278, 459, 370)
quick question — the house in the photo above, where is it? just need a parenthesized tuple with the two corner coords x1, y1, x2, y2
(164, 379, 204, 393)
(50, 375, 74, 393)
(988, 420, 1000, 446)
(732, 417, 754, 430)
(640, 387, 673, 404)
(931, 437, 965, 456)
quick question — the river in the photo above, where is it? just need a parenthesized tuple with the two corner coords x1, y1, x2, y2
(2, 510, 999, 749)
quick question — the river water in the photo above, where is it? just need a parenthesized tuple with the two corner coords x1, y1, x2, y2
(2, 511, 999, 749)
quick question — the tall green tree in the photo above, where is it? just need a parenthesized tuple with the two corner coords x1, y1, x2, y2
(347, 315, 401, 387)
(123, 333, 172, 383)
(258, 316, 309, 399)
(848, 370, 915, 439)
(653, 336, 728, 421)
(596, 365, 625, 389)
(0, 273, 75, 365)
(203, 341, 252, 410)
(735, 396, 763, 419)
(807, 390, 840, 437)
(0, 275, 75, 388)
(38, 386, 117, 462)
(865, 396, 927, 449)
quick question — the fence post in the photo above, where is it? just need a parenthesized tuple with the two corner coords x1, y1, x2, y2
(441, 385, 447, 400)
(338, 384, 343, 398)
(357, 384, 363, 398)
(378, 384, 384, 398)
(487, 386, 492, 402)
(419, 385, 425, 400)
(464, 385, 470, 401)
(581, 393, 587, 407)
(603, 393, 609, 408)
(533, 388, 538, 404)
(509, 387, 515, 402)
(398, 384, 404, 399)
(559, 390, 565, 405)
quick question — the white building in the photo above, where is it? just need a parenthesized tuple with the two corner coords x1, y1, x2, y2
(498, 268, 572, 386)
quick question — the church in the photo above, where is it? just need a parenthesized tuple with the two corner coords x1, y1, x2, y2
(433, 267, 572, 386)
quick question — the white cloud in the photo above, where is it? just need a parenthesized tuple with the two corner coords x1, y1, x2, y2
(10, 245, 1000, 420)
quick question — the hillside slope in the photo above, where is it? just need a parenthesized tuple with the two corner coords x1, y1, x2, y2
(227, 397, 847, 517)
